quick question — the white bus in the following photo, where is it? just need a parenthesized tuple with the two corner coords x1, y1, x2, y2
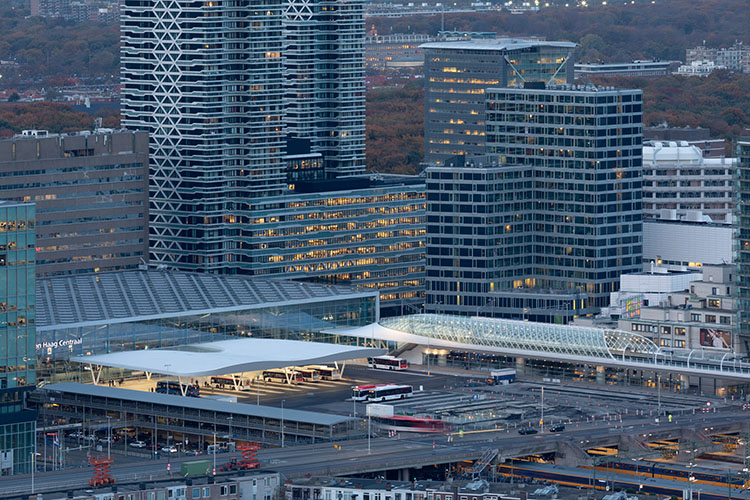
(368, 356, 408, 371)
(291, 367, 320, 383)
(263, 369, 302, 384)
(304, 365, 341, 380)
(352, 384, 413, 402)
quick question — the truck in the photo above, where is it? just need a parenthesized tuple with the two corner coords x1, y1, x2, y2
(181, 460, 211, 477)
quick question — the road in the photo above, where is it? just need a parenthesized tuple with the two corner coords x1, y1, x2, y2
(3, 406, 748, 497)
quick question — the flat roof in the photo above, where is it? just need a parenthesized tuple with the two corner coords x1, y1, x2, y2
(421, 38, 576, 51)
(42, 383, 354, 426)
(36, 269, 376, 329)
(71, 338, 385, 377)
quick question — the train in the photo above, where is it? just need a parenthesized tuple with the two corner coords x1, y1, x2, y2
(581, 460, 747, 489)
(494, 462, 742, 500)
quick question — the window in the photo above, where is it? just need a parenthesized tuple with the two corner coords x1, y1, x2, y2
(204, 488, 211, 498)
(192, 489, 200, 500)
(691, 313, 702, 321)
(708, 299, 721, 308)
(675, 328, 686, 336)
(230, 486, 237, 494)
(720, 316, 731, 325)
(221, 486, 229, 496)
(705, 315, 717, 323)
(712, 287, 718, 295)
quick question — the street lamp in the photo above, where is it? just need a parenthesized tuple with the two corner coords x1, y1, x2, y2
(281, 400, 285, 448)
(107, 415, 112, 459)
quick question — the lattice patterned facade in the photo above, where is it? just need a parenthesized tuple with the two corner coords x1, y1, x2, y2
(121, 0, 287, 270)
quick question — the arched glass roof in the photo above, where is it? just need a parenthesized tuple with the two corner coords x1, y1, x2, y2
(379, 314, 659, 360)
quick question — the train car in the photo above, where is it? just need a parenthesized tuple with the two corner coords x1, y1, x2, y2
(373, 415, 450, 433)
(495, 462, 734, 500)
(583, 461, 747, 489)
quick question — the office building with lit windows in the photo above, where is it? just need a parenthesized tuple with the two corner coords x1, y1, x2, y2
(484, 84, 644, 310)
(425, 155, 593, 322)
(243, 175, 425, 316)
(422, 38, 576, 165)
(0, 130, 149, 278)
(0, 201, 36, 476)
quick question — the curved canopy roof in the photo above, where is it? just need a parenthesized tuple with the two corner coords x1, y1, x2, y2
(328, 314, 658, 362)
(71, 338, 385, 377)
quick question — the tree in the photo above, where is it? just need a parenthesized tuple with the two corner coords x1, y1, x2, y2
(7, 92, 20, 102)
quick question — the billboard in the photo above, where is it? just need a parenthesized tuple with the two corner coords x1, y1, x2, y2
(699, 328, 731, 349)
(621, 295, 643, 319)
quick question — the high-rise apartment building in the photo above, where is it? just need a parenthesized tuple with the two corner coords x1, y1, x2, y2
(484, 84, 644, 309)
(737, 133, 750, 348)
(422, 39, 576, 165)
(121, 0, 287, 271)
(285, 0, 366, 176)
(0, 130, 149, 277)
(0, 201, 36, 475)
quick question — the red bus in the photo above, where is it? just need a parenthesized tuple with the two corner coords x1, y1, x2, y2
(374, 415, 450, 433)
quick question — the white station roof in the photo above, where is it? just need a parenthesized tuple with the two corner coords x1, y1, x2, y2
(71, 338, 385, 377)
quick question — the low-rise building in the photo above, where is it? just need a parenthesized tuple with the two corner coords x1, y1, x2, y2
(642, 141, 736, 223)
(644, 124, 726, 158)
(618, 264, 739, 353)
(643, 212, 733, 271)
(575, 60, 676, 78)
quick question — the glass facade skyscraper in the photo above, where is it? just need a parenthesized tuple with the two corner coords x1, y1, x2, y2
(484, 85, 644, 310)
(0, 201, 36, 476)
(422, 39, 576, 166)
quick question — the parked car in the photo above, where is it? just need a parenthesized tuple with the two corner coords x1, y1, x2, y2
(549, 423, 565, 433)
(184, 449, 202, 456)
(98, 437, 115, 445)
(161, 445, 178, 454)
(518, 427, 538, 435)
(129, 440, 147, 449)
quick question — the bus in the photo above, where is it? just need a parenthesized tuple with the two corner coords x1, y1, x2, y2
(304, 365, 341, 380)
(210, 376, 239, 389)
(373, 415, 450, 433)
(156, 381, 200, 397)
(368, 356, 408, 371)
(262, 369, 302, 384)
(352, 384, 413, 402)
(291, 367, 320, 383)
(489, 368, 516, 385)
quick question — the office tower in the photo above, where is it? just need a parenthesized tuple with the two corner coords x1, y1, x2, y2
(422, 38, 576, 166)
(0, 202, 36, 475)
(285, 0, 366, 176)
(485, 84, 644, 309)
(642, 141, 736, 223)
(121, 0, 287, 270)
(0, 130, 149, 277)
(737, 133, 750, 351)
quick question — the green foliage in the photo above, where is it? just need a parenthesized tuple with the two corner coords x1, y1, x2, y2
(0, 102, 94, 136)
(370, 0, 750, 62)
(366, 80, 425, 174)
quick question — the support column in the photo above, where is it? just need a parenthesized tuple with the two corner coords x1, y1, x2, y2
(596, 366, 606, 385)
(90, 364, 103, 385)
(679, 374, 689, 393)
(515, 357, 525, 375)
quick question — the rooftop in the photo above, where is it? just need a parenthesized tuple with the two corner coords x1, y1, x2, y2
(42, 383, 355, 426)
(420, 38, 575, 52)
(70, 337, 385, 377)
(36, 269, 375, 329)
